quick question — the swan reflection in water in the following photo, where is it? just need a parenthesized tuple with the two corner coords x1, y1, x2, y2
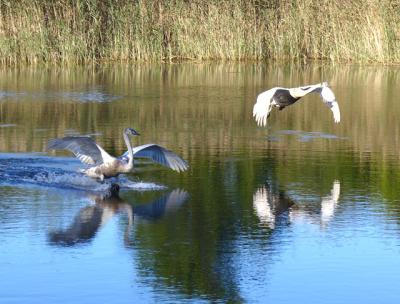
(253, 180, 341, 229)
(253, 183, 294, 229)
(319, 180, 341, 225)
(48, 186, 189, 246)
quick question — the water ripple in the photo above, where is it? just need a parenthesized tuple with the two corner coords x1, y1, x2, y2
(267, 129, 348, 142)
(0, 89, 121, 103)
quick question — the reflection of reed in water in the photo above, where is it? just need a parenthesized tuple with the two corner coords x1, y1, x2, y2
(0, 64, 398, 209)
(48, 188, 189, 246)
(1, 64, 399, 158)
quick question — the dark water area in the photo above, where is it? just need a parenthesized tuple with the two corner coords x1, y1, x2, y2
(0, 63, 400, 303)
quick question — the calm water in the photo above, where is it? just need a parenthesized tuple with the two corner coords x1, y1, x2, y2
(0, 63, 400, 303)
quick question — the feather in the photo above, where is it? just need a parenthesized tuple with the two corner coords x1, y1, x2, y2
(121, 144, 188, 172)
(47, 136, 113, 165)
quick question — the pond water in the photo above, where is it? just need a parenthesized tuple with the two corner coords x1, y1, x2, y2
(0, 63, 400, 303)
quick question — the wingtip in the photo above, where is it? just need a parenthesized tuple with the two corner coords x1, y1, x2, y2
(178, 162, 189, 172)
(256, 116, 268, 127)
(170, 158, 189, 173)
(333, 115, 341, 123)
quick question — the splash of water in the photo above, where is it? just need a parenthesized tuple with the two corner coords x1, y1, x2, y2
(0, 155, 166, 193)
(117, 176, 166, 191)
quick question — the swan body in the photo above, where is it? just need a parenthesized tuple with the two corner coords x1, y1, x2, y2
(47, 128, 188, 180)
(253, 82, 341, 126)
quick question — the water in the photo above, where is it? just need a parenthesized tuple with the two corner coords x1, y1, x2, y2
(0, 63, 400, 303)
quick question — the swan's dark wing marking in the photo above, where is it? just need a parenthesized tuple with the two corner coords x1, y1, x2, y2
(47, 136, 113, 165)
(121, 144, 188, 172)
(319, 86, 341, 123)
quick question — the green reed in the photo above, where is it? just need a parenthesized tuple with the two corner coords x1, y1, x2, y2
(0, 0, 399, 64)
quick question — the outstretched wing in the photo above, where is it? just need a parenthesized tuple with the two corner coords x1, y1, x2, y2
(253, 88, 276, 126)
(47, 136, 113, 165)
(320, 86, 341, 123)
(121, 144, 188, 172)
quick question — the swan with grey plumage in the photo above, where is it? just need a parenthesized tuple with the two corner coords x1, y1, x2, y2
(253, 82, 341, 126)
(47, 128, 188, 180)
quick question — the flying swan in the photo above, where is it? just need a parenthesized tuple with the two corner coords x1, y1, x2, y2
(253, 82, 341, 126)
(47, 128, 188, 180)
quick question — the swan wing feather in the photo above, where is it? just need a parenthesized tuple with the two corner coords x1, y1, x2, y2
(121, 144, 188, 172)
(253, 89, 276, 126)
(47, 136, 113, 165)
(319, 86, 341, 123)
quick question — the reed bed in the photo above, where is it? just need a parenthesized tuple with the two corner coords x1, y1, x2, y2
(0, 0, 399, 64)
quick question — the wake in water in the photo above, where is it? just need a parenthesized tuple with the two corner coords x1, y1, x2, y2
(0, 154, 165, 193)
(0, 89, 121, 103)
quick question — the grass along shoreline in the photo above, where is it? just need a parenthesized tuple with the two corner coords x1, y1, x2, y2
(0, 0, 399, 65)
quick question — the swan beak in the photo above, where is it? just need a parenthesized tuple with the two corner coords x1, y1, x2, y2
(127, 128, 140, 136)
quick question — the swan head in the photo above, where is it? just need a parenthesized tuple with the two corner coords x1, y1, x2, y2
(125, 128, 140, 136)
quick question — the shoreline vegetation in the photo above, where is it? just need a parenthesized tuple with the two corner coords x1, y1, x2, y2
(0, 0, 399, 65)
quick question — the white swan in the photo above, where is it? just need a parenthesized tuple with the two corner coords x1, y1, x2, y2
(47, 128, 188, 180)
(253, 82, 341, 126)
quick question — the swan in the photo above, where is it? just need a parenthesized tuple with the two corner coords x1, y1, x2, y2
(253, 82, 341, 126)
(47, 128, 188, 180)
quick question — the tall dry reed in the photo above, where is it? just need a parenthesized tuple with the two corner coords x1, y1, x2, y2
(0, 0, 399, 64)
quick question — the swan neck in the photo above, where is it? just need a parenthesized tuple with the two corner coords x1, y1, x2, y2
(290, 83, 322, 98)
(123, 132, 134, 167)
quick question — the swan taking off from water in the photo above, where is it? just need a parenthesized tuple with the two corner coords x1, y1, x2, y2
(253, 82, 341, 126)
(47, 128, 188, 180)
